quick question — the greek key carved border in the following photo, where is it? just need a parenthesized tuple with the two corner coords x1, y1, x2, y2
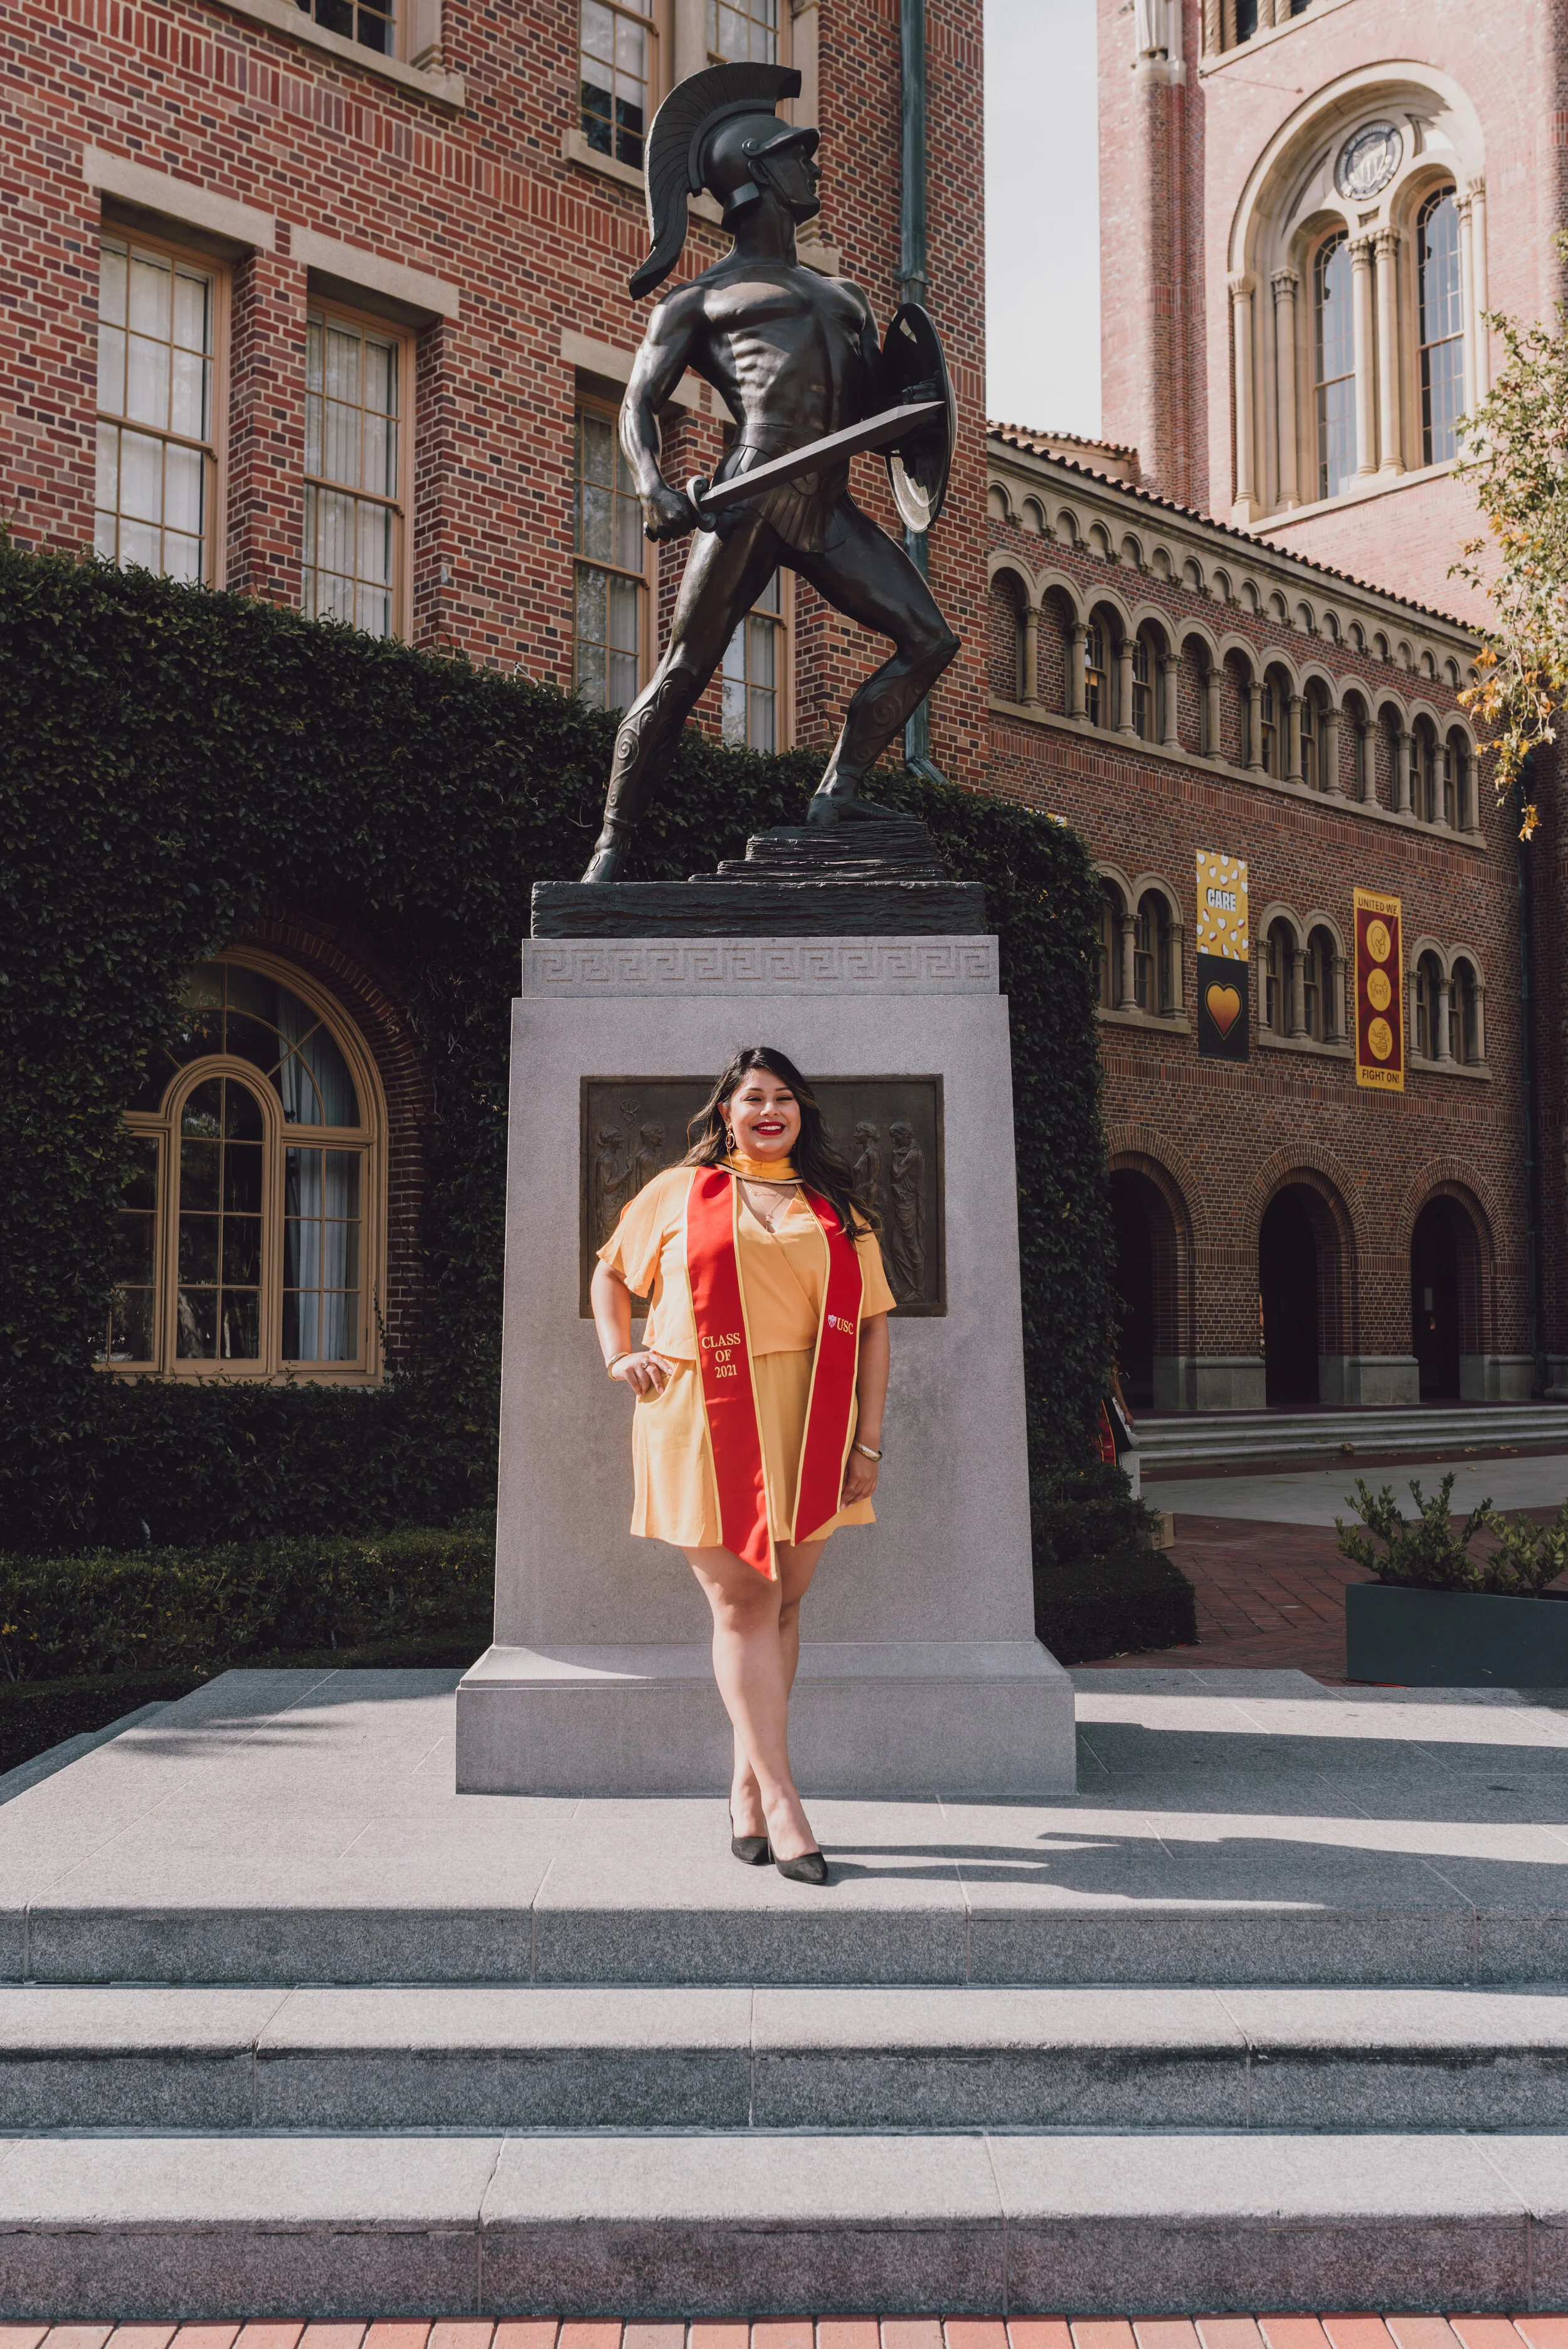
(522, 934, 999, 996)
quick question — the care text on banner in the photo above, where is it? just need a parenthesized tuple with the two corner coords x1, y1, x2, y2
(1195, 849, 1249, 1062)
(1353, 886, 1404, 1092)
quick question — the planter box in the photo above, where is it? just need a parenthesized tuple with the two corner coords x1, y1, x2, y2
(1345, 1579, 1568, 1687)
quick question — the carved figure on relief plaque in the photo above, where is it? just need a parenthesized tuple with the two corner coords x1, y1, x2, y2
(633, 1122, 667, 1197)
(592, 1127, 634, 1248)
(886, 1118, 927, 1302)
(851, 1121, 885, 1220)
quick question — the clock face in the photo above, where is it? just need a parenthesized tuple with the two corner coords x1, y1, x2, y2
(1336, 122, 1404, 201)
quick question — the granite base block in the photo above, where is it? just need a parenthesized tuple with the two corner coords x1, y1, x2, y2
(457, 1639, 1076, 1796)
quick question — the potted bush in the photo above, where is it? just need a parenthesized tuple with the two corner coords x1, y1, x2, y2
(1338, 1475, 1568, 1686)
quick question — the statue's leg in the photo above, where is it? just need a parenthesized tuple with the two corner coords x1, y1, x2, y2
(788, 501, 961, 823)
(581, 517, 783, 882)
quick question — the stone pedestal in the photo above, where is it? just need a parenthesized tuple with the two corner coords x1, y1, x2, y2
(455, 930, 1076, 1798)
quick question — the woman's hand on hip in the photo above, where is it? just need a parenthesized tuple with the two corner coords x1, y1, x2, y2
(611, 1348, 673, 1396)
(840, 1450, 879, 1505)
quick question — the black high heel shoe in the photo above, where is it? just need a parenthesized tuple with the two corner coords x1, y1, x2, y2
(774, 1848, 829, 1885)
(728, 1806, 770, 1867)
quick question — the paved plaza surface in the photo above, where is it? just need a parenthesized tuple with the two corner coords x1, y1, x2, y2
(0, 1672, 1566, 2311)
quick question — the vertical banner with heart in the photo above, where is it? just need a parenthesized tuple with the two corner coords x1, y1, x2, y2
(1353, 887, 1404, 1091)
(1195, 850, 1249, 1060)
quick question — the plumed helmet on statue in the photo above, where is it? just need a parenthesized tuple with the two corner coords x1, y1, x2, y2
(628, 61, 814, 300)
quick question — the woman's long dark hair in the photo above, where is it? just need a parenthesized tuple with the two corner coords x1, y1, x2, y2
(684, 1046, 879, 1237)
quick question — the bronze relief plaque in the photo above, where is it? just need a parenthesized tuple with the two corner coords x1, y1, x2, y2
(580, 1075, 945, 1317)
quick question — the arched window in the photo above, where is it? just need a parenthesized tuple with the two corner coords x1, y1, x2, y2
(1313, 232, 1355, 501)
(1300, 690, 1318, 790)
(1265, 918, 1295, 1033)
(988, 576, 1025, 702)
(1305, 926, 1337, 1041)
(1084, 620, 1108, 728)
(1131, 632, 1155, 741)
(1133, 893, 1175, 1014)
(1259, 682, 1279, 777)
(1415, 951, 1443, 1059)
(1416, 726, 1438, 824)
(100, 957, 383, 1379)
(1417, 188, 1464, 467)
(1441, 736, 1456, 827)
(1098, 883, 1121, 1007)
(1453, 958, 1481, 1063)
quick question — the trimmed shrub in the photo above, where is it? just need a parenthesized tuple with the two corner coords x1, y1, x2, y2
(0, 1523, 494, 1684)
(1337, 1475, 1568, 1598)
(1031, 1457, 1197, 1664)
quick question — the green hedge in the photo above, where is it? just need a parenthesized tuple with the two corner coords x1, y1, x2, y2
(0, 1524, 494, 1683)
(0, 539, 1126, 1555)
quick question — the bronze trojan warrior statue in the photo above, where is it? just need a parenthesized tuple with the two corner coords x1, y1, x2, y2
(579, 61, 961, 884)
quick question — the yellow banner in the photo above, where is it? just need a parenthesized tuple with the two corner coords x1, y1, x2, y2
(1195, 850, 1249, 962)
(1354, 887, 1404, 1093)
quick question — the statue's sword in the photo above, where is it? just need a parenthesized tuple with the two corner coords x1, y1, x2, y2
(682, 398, 946, 533)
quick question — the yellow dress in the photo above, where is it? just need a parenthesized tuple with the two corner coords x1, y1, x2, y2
(597, 1164, 896, 1551)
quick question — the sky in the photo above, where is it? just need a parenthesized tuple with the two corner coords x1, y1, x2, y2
(983, 0, 1101, 438)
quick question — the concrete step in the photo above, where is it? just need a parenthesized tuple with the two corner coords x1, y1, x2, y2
(0, 2126, 1561, 2317)
(5, 1983, 1568, 2133)
(1136, 1403, 1568, 1470)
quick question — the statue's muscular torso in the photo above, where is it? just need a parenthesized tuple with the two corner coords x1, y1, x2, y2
(622, 256, 884, 500)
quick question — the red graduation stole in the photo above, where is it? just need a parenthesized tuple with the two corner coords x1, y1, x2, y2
(686, 1167, 864, 1580)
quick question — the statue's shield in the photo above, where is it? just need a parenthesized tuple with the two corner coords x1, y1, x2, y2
(881, 302, 956, 532)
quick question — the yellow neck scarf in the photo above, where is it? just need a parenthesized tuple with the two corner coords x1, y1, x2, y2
(726, 1152, 799, 1182)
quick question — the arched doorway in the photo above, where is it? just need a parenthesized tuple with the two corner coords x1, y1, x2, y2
(1108, 1166, 1185, 1411)
(1260, 1189, 1320, 1405)
(1411, 1196, 1484, 1399)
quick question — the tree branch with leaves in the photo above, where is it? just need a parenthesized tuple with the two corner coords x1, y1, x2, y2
(1453, 229, 1568, 840)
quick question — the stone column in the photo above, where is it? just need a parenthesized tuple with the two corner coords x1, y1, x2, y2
(1160, 655, 1181, 749)
(1068, 624, 1088, 719)
(1119, 913, 1137, 1009)
(1357, 719, 1371, 803)
(1375, 230, 1403, 474)
(1205, 665, 1224, 760)
(1290, 945, 1306, 1037)
(1461, 745, 1481, 834)
(1395, 727, 1412, 815)
(1436, 973, 1453, 1063)
(1117, 639, 1137, 736)
(1246, 679, 1264, 773)
(1350, 236, 1377, 479)
(1231, 273, 1258, 522)
(1271, 268, 1300, 511)
(1470, 179, 1490, 398)
(1323, 701, 1343, 795)
(1457, 194, 1476, 420)
(1331, 951, 1348, 1041)
(1286, 693, 1303, 784)
(1022, 606, 1040, 707)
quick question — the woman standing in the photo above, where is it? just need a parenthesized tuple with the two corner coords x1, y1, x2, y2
(590, 1047, 894, 1884)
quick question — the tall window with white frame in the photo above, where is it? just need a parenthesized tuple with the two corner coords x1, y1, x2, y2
(708, 0, 776, 60)
(304, 307, 406, 638)
(1130, 634, 1155, 741)
(1313, 231, 1355, 501)
(573, 405, 644, 711)
(96, 233, 220, 584)
(722, 572, 785, 751)
(580, 0, 653, 170)
(1418, 188, 1464, 467)
(1084, 620, 1108, 727)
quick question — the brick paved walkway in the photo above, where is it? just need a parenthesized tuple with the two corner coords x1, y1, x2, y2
(10, 2318, 1568, 2347)
(1074, 1514, 1373, 1681)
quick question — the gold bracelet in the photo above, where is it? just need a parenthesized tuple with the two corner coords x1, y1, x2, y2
(852, 1440, 882, 1461)
(606, 1350, 637, 1378)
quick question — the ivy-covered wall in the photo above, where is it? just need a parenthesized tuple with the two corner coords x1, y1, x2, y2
(0, 543, 1121, 1557)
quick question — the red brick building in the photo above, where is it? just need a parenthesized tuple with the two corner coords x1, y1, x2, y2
(5, 0, 1555, 1422)
(1, 0, 986, 1386)
(985, 426, 1537, 1412)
